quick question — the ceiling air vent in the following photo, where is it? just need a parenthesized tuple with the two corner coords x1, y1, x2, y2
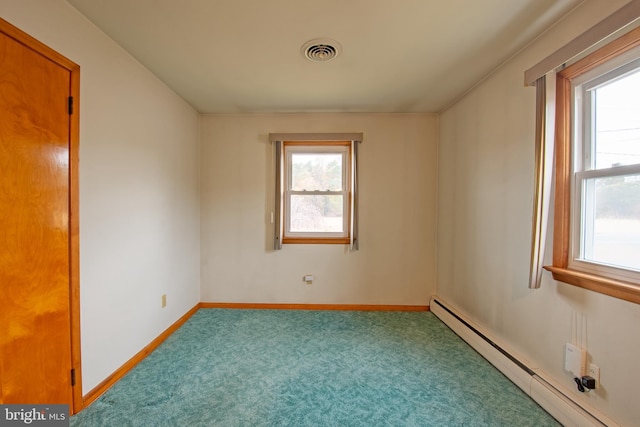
(302, 38, 341, 62)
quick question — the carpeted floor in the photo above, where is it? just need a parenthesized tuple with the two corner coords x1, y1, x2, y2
(70, 309, 560, 426)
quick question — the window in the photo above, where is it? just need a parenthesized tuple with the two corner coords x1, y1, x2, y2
(572, 57, 640, 277)
(283, 141, 351, 243)
(546, 27, 640, 304)
(270, 133, 362, 249)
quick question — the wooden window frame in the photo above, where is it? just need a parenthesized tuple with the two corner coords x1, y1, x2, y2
(545, 26, 640, 305)
(282, 141, 352, 245)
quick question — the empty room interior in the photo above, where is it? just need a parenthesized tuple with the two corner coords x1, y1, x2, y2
(2, 0, 640, 425)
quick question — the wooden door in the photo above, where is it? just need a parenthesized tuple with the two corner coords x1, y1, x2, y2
(0, 19, 81, 412)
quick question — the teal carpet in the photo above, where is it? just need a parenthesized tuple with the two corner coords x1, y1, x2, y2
(71, 309, 559, 426)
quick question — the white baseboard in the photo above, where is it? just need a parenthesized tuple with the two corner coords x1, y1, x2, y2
(430, 297, 618, 427)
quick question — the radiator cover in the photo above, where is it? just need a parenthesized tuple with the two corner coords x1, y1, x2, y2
(430, 297, 617, 427)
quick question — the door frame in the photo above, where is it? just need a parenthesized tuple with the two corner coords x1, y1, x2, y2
(0, 18, 82, 414)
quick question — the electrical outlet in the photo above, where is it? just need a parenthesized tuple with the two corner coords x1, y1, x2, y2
(589, 363, 600, 388)
(161, 294, 167, 308)
(303, 275, 314, 285)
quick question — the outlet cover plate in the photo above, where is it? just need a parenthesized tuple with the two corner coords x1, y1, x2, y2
(589, 363, 600, 388)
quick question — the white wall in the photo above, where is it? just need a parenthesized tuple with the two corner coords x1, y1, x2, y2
(10, 1, 637, 422)
(1, 0, 201, 393)
(437, 0, 640, 425)
(200, 114, 437, 305)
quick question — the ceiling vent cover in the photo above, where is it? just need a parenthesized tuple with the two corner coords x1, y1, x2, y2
(302, 38, 341, 62)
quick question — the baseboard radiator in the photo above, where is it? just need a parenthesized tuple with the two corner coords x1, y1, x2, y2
(430, 298, 618, 427)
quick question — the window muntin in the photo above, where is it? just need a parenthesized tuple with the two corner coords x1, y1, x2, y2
(569, 55, 640, 281)
(283, 142, 350, 241)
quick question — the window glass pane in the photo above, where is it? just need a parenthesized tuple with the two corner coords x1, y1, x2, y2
(290, 195, 343, 233)
(581, 174, 640, 271)
(593, 69, 640, 169)
(291, 153, 342, 191)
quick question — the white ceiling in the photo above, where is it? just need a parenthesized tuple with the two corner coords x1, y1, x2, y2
(66, 0, 582, 113)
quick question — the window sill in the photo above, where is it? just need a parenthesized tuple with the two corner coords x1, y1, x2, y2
(283, 237, 350, 245)
(544, 266, 640, 305)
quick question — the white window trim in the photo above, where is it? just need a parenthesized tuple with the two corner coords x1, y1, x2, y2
(567, 53, 640, 283)
(284, 144, 350, 239)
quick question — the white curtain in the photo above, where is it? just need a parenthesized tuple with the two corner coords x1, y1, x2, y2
(529, 71, 556, 289)
(273, 140, 283, 250)
(350, 140, 360, 251)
